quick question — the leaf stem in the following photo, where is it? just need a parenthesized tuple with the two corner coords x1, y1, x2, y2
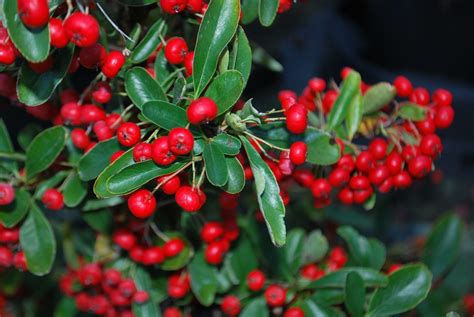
(0, 152, 26, 161)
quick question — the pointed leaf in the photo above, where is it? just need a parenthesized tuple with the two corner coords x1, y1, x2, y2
(0, 189, 30, 228)
(93, 149, 135, 198)
(204, 70, 244, 115)
(130, 19, 167, 64)
(188, 251, 218, 306)
(203, 143, 228, 186)
(142, 101, 188, 131)
(344, 272, 365, 317)
(397, 103, 427, 121)
(78, 138, 121, 181)
(125, 67, 167, 109)
(229, 27, 252, 86)
(223, 157, 245, 194)
(62, 171, 88, 208)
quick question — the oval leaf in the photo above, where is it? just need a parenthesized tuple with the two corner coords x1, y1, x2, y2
(20, 204, 56, 276)
(130, 19, 167, 64)
(229, 27, 252, 86)
(306, 133, 341, 166)
(62, 171, 88, 208)
(204, 70, 244, 115)
(241, 0, 259, 24)
(193, 0, 240, 96)
(26, 126, 67, 180)
(302, 230, 329, 265)
(0, 189, 30, 228)
(346, 92, 363, 140)
(398, 102, 428, 121)
(259, 0, 279, 27)
(78, 138, 121, 181)
(188, 251, 218, 306)
(308, 267, 388, 289)
(212, 134, 241, 155)
(142, 101, 188, 131)
(367, 264, 432, 316)
(362, 83, 396, 114)
(3, 0, 50, 62)
(125, 67, 167, 109)
(344, 272, 365, 317)
(240, 298, 269, 317)
(223, 157, 245, 194)
(93, 149, 135, 198)
(203, 143, 228, 187)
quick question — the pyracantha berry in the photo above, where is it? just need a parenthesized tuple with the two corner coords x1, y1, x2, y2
(164, 37, 188, 64)
(117, 122, 141, 147)
(127, 189, 156, 218)
(64, 13, 100, 47)
(18, 0, 49, 28)
(187, 97, 218, 125)
(42, 188, 64, 210)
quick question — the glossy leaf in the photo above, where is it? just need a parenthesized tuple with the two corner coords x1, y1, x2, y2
(188, 251, 218, 306)
(20, 204, 56, 276)
(203, 143, 228, 187)
(223, 157, 245, 194)
(130, 19, 166, 64)
(225, 236, 258, 282)
(78, 138, 121, 181)
(367, 264, 432, 316)
(241, 0, 259, 24)
(54, 297, 77, 317)
(344, 272, 365, 317)
(142, 101, 188, 131)
(252, 43, 283, 72)
(17, 44, 73, 106)
(0, 189, 30, 228)
(193, 0, 240, 96)
(280, 229, 305, 275)
(346, 92, 363, 140)
(125, 67, 167, 109)
(33, 171, 69, 199)
(0, 118, 17, 171)
(213, 134, 241, 155)
(397, 103, 427, 121)
(93, 149, 135, 198)
(308, 267, 388, 289)
(229, 27, 252, 86)
(312, 289, 345, 306)
(259, 0, 279, 27)
(107, 161, 186, 195)
(82, 209, 112, 234)
(240, 298, 269, 317)
(126, 23, 142, 50)
(132, 267, 161, 317)
(306, 133, 341, 166)
(62, 171, 88, 208)
(326, 71, 362, 131)
(362, 83, 397, 114)
(422, 214, 462, 278)
(204, 70, 244, 115)
(241, 136, 286, 247)
(3, 0, 50, 62)
(302, 230, 329, 265)
(154, 50, 171, 83)
(302, 299, 345, 317)
(26, 126, 67, 180)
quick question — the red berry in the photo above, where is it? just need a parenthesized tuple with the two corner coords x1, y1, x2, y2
(104, 268, 122, 286)
(102, 51, 126, 78)
(0, 246, 13, 268)
(200, 222, 224, 243)
(286, 104, 308, 134)
(337, 154, 356, 172)
(289, 142, 307, 165)
(184, 51, 194, 76)
(0, 43, 16, 65)
(119, 279, 137, 298)
(112, 229, 137, 251)
(152, 136, 177, 165)
(308, 77, 326, 93)
(393, 171, 412, 189)
(416, 118, 436, 135)
(92, 82, 112, 104)
(133, 142, 153, 162)
(433, 88, 452, 107)
(187, 97, 218, 125)
(419, 134, 442, 158)
(94, 121, 114, 141)
(49, 18, 70, 48)
(401, 145, 419, 162)
(393, 76, 413, 97)
(61, 102, 82, 125)
(264, 284, 287, 307)
(18, 0, 49, 28)
(378, 177, 393, 193)
(356, 151, 375, 172)
(434, 106, 454, 129)
(80, 104, 106, 124)
(71, 128, 91, 150)
(247, 270, 266, 291)
(349, 175, 371, 191)
(78, 263, 102, 286)
(328, 168, 350, 187)
(129, 246, 144, 263)
(0, 183, 15, 206)
(163, 307, 182, 317)
(142, 247, 165, 265)
(64, 13, 100, 47)
(278, 90, 297, 110)
(117, 122, 141, 147)
(133, 290, 150, 304)
(127, 189, 156, 218)
(311, 178, 332, 199)
(284, 307, 305, 317)
(13, 251, 27, 271)
(322, 90, 338, 113)
(164, 37, 188, 64)
(205, 241, 225, 265)
(293, 169, 314, 187)
(368, 138, 388, 160)
(79, 43, 107, 69)
(157, 175, 181, 195)
(338, 188, 354, 204)
(167, 273, 190, 299)
(369, 165, 390, 186)
(300, 264, 325, 280)
(163, 238, 185, 257)
(329, 246, 348, 267)
(175, 186, 204, 212)
(410, 87, 430, 106)
(168, 127, 194, 155)
(340, 67, 353, 80)
(42, 188, 64, 210)
(160, 0, 187, 14)
(221, 295, 241, 317)
(408, 155, 432, 178)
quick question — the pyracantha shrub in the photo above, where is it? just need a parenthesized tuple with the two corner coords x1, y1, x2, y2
(0, 0, 467, 316)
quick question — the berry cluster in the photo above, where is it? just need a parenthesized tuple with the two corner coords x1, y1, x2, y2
(60, 263, 149, 316)
(0, 224, 27, 272)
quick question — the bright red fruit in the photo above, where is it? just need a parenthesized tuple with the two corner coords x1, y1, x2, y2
(49, 18, 70, 48)
(64, 13, 100, 47)
(433, 88, 452, 107)
(187, 97, 218, 125)
(71, 128, 91, 150)
(393, 76, 413, 97)
(157, 175, 181, 195)
(18, 0, 49, 28)
(127, 189, 156, 218)
(142, 247, 165, 265)
(221, 295, 241, 316)
(247, 270, 266, 291)
(205, 241, 225, 264)
(0, 43, 16, 65)
(102, 51, 126, 78)
(408, 155, 432, 178)
(164, 37, 188, 64)
(175, 186, 204, 212)
(112, 229, 137, 251)
(160, 0, 187, 14)
(163, 238, 185, 257)
(92, 82, 112, 104)
(289, 142, 307, 165)
(311, 179, 332, 199)
(42, 188, 64, 210)
(133, 142, 153, 162)
(286, 104, 308, 134)
(435, 106, 454, 129)
(168, 127, 194, 155)
(133, 290, 150, 304)
(152, 136, 177, 165)
(284, 307, 305, 317)
(0, 183, 15, 205)
(200, 222, 224, 243)
(264, 284, 287, 307)
(117, 122, 141, 147)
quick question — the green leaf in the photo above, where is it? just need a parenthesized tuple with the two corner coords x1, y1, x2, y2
(82, 209, 112, 233)
(17, 44, 73, 106)
(78, 138, 121, 181)
(107, 161, 186, 195)
(188, 251, 218, 306)
(17, 123, 42, 151)
(132, 267, 161, 317)
(362, 83, 396, 114)
(54, 297, 77, 317)
(241, 136, 286, 247)
(259, 0, 279, 27)
(229, 27, 252, 86)
(171, 75, 187, 104)
(203, 143, 228, 187)
(337, 226, 386, 270)
(397, 103, 427, 122)
(193, 0, 240, 96)
(160, 233, 194, 271)
(280, 228, 305, 274)
(62, 171, 88, 208)
(312, 289, 345, 306)
(25, 126, 67, 180)
(223, 157, 245, 194)
(0, 118, 17, 171)
(307, 267, 388, 289)
(225, 236, 258, 283)
(125, 67, 167, 109)
(154, 50, 171, 83)
(344, 272, 365, 317)
(20, 204, 56, 276)
(0, 189, 30, 228)
(326, 71, 362, 131)
(142, 101, 188, 131)
(93, 149, 135, 198)
(241, 0, 259, 24)
(302, 230, 329, 265)
(130, 19, 167, 64)
(83, 197, 123, 211)
(117, 0, 155, 5)
(306, 133, 341, 166)
(33, 171, 69, 199)
(446, 313, 460, 317)
(213, 134, 241, 155)
(126, 23, 142, 50)
(3, 0, 50, 62)
(367, 264, 432, 316)
(346, 92, 363, 140)
(422, 214, 463, 279)
(240, 298, 269, 317)
(252, 43, 283, 72)
(302, 299, 345, 317)
(204, 70, 244, 115)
